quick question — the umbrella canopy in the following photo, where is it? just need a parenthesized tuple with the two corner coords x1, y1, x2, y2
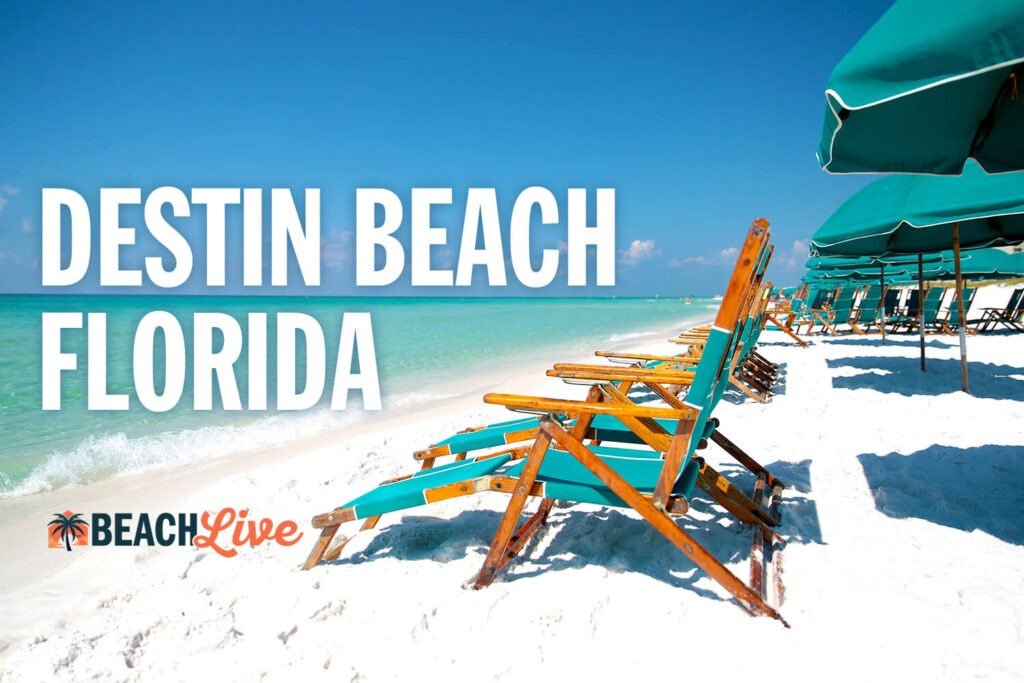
(818, 0, 1024, 174)
(810, 163, 1024, 257)
(805, 248, 1024, 281)
(802, 264, 942, 284)
(804, 253, 946, 272)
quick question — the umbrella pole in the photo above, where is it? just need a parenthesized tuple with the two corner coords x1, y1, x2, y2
(879, 263, 886, 343)
(918, 253, 925, 371)
(952, 222, 969, 393)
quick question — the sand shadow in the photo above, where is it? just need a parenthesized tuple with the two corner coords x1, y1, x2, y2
(820, 336, 953, 349)
(826, 356, 1024, 400)
(332, 458, 821, 606)
(858, 444, 1024, 545)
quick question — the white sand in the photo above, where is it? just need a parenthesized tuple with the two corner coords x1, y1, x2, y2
(2, 292, 1023, 682)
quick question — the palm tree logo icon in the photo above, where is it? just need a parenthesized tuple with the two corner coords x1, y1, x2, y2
(48, 510, 89, 551)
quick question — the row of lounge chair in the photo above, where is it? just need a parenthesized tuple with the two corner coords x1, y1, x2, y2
(771, 284, 1024, 338)
(304, 219, 791, 622)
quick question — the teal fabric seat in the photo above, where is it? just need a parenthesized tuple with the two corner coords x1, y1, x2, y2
(343, 454, 515, 519)
(339, 442, 700, 520)
(504, 446, 700, 509)
(854, 286, 882, 325)
(946, 288, 976, 327)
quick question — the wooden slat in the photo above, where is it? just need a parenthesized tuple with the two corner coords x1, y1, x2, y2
(483, 393, 695, 420)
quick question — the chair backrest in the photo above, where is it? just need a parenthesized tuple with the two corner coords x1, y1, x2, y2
(808, 288, 830, 309)
(893, 288, 911, 316)
(676, 220, 771, 478)
(947, 288, 976, 325)
(856, 286, 883, 323)
(921, 288, 946, 324)
(1009, 288, 1024, 317)
(829, 288, 856, 321)
(717, 238, 773, 370)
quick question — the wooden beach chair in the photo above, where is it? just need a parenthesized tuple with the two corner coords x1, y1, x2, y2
(935, 288, 976, 335)
(303, 220, 787, 622)
(849, 285, 883, 335)
(892, 287, 943, 333)
(800, 287, 853, 335)
(973, 288, 1024, 332)
(794, 287, 836, 334)
(880, 287, 905, 330)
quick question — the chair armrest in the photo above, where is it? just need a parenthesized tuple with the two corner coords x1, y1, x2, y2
(483, 393, 697, 420)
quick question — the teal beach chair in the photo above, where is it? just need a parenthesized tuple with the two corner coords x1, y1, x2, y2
(304, 220, 787, 622)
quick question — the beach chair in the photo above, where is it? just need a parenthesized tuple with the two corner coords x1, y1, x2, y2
(801, 287, 853, 335)
(764, 289, 809, 347)
(304, 220, 787, 622)
(973, 288, 1024, 332)
(825, 287, 856, 334)
(882, 287, 905, 328)
(935, 288, 976, 335)
(793, 287, 836, 334)
(849, 285, 883, 335)
(891, 287, 943, 333)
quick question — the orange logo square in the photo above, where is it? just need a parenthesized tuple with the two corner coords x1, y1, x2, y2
(48, 510, 89, 550)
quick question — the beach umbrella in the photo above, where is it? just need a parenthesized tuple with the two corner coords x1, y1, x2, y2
(804, 256, 952, 345)
(818, 0, 1024, 174)
(810, 167, 1024, 392)
(810, 164, 1024, 256)
(807, 249, 1024, 367)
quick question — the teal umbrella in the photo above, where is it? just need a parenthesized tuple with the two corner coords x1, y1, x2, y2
(810, 164, 1024, 256)
(811, 169, 1024, 392)
(818, 0, 1024, 174)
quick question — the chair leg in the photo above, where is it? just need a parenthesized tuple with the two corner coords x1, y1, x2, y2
(541, 420, 786, 622)
(494, 498, 555, 573)
(303, 524, 343, 570)
(322, 515, 382, 562)
(473, 429, 553, 589)
(766, 313, 808, 347)
(749, 474, 785, 607)
(710, 429, 785, 490)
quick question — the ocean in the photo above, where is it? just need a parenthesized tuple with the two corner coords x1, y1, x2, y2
(0, 295, 717, 498)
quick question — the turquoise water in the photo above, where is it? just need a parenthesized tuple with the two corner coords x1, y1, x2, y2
(0, 295, 716, 497)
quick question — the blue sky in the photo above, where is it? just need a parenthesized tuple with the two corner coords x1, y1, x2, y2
(0, 1, 893, 296)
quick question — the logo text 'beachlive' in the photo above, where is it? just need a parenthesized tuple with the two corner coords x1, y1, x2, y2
(46, 508, 303, 557)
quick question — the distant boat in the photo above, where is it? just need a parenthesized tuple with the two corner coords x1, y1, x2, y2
(682, 297, 693, 305)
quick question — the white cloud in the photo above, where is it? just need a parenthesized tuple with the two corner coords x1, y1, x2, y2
(783, 239, 808, 268)
(322, 229, 354, 268)
(619, 239, 658, 265)
(20, 218, 32, 234)
(673, 245, 739, 267)
(2, 186, 20, 196)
